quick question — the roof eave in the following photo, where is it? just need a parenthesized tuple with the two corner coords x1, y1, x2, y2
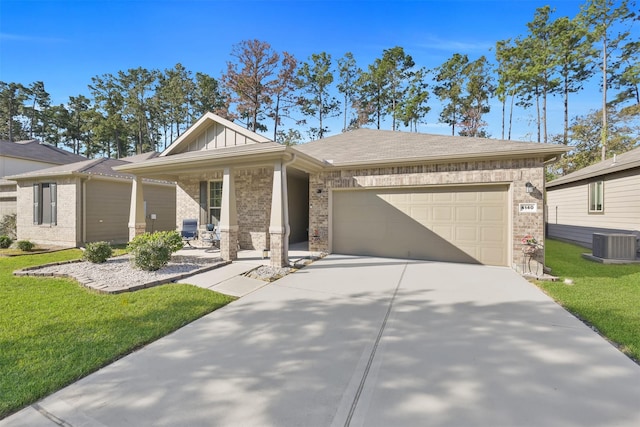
(115, 144, 292, 177)
(326, 146, 568, 168)
(547, 160, 640, 188)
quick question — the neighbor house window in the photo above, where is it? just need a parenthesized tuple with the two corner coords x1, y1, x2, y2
(588, 180, 604, 213)
(209, 181, 223, 226)
(33, 183, 57, 225)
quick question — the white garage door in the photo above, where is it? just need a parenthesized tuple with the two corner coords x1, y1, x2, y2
(332, 186, 509, 266)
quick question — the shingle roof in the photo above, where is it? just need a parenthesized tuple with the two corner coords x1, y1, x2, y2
(295, 129, 566, 166)
(0, 139, 87, 164)
(547, 146, 640, 188)
(5, 152, 163, 181)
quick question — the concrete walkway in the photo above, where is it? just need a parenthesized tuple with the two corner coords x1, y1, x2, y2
(3, 255, 640, 426)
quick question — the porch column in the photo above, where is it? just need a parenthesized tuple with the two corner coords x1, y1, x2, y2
(128, 175, 146, 240)
(269, 160, 290, 268)
(220, 167, 238, 261)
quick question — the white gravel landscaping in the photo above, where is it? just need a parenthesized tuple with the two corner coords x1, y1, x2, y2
(15, 254, 226, 294)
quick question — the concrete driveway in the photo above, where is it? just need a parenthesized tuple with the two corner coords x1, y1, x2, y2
(4, 255, 640, 426)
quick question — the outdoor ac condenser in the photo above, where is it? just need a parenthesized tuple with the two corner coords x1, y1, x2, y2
(592, 233, 637, 260)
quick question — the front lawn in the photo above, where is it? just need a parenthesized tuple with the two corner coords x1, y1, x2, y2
(538, 239, 640, 363)
(0, 250, 235, 419)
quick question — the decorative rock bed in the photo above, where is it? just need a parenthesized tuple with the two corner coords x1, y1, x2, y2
(14, 255, 229, 294)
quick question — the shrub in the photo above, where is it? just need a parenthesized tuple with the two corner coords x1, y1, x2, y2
(127, 231, 183, 271)
(83, 241, 113, 263)
(0, 214, 17, 239)
(129, 240, 172, 271)
(0, 235, 13, 249)
(17, 240, 35, 252)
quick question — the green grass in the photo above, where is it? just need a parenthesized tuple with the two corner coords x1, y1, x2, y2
(0, 250, 235, 419)
(538, 239, 640, 362)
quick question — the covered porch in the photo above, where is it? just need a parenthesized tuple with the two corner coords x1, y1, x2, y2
(115, 145, 323, 269)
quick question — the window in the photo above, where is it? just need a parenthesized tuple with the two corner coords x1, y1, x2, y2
(33, 183, 57, 225)
(209, 181, 223, 226)
(588, 180, 604, 213)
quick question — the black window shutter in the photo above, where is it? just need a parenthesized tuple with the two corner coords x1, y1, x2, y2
(50, 183, 57, 225)
(33, 184, 40, 225)
(199, 181, 208, 225)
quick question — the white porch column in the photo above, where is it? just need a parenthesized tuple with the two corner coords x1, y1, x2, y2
(128, 175, 146, 240)
(220, 167, 238, 261)
(269, 160, 290, 267)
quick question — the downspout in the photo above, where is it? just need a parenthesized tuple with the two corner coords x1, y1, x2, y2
(81, 178, 87, 245)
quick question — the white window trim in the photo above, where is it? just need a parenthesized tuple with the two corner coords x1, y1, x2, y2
(588, 180, 604, 214)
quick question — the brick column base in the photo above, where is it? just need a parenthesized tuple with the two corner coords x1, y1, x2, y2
(128, 223, 146, 241)
(269, 232, 287, 268)
(221, 228, 239, 261)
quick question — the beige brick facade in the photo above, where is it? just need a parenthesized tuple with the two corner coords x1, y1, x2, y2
(16, 177, 81, 247)
(308, 158, 546, 270)
(175, 167, 273, 251)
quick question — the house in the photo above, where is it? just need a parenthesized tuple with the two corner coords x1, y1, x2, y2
(115, 112, 566, 272)
(0, 139, 87, 217)
(546, 146, 640, 249)
(8, 152, 176, 247)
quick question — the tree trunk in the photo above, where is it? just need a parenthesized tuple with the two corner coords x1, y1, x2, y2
(501, 97, 506, 140)
(563, 72, 569, 145)
(273, 94, 280, 141)
(508, 92, 515, 140)
(601, 38, 608, 161)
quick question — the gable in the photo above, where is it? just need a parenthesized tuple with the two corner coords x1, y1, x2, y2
(161, 112, 271, 157)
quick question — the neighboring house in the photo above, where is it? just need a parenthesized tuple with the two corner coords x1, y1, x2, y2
(546, 146, 640, 248)
(7, 152, 176, 247)
(0, 139, 87, 217)
(115, 112, 566, 272)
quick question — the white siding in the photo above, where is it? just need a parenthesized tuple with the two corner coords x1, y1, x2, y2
(547, 169, 640, 246)
(0, 156, 59, 177)
(547, 169, 640, 230)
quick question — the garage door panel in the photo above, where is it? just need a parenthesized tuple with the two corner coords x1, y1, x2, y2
(433, 207, 453, 221)
(456, 206, 478, 221)
(332, 186, 508, 266)
(481, 206, 504, 221)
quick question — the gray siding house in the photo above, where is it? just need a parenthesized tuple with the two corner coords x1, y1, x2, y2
(546, 146, 640, 249)
(8, 152, 175, 247)
(115, 112, 566, 272)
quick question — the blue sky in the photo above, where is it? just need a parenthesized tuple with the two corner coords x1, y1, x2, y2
(1, 0, 636, 142)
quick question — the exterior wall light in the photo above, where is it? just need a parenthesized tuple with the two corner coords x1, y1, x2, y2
(525, 182, 535, 193)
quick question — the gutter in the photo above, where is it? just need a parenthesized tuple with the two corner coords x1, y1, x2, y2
(324, 146, 569, 169)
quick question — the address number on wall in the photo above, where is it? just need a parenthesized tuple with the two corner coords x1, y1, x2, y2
(519, 203, 538, 213)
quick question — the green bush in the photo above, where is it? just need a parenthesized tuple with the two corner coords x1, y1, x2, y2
(127, 231, 183, 271)
(129, 240, 172, 271)
(83, 241, 113, 263)
(0, 235, 13, 249)
(17, 240, 35, 252)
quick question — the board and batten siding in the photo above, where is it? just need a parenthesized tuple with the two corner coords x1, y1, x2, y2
(86, 179, 177, 244)
(85, 179, 132, 243)
(183, 121, 261, 153)
(547, 168, 640, 247)
(142, 183, 176, 233)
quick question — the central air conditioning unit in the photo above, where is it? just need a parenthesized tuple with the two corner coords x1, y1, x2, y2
(592, 233, 637, 260)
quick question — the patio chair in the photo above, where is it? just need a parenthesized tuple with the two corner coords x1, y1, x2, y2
(180, 218, 198, 247)
(200, 223, 220, 249)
